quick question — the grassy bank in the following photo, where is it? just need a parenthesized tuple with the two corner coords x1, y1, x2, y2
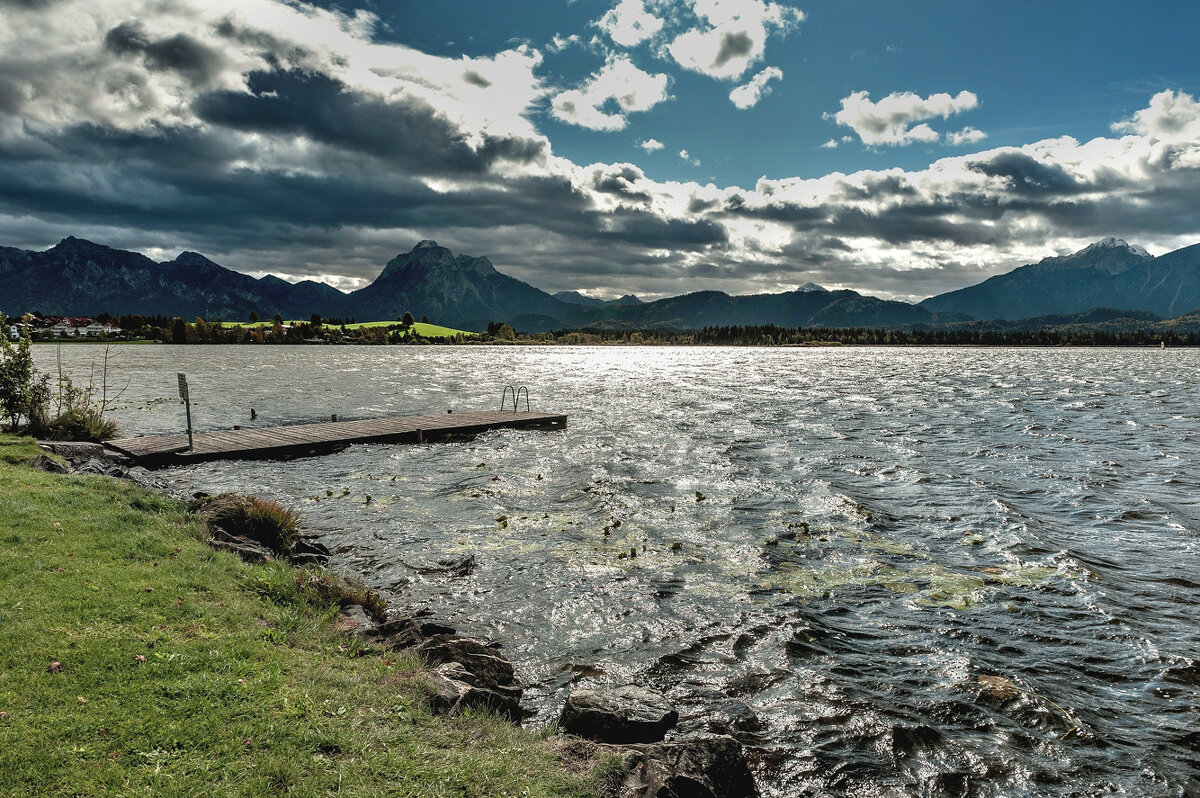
(0, 435, 603, 797)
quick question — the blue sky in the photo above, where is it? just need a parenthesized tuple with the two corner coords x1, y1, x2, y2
(1, 0, 1198, 301)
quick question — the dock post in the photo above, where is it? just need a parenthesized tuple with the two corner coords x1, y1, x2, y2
(177, 373, 194, 452)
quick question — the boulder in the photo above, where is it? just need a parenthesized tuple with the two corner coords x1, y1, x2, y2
(559, 686, 678, 744)
(38, 441, 108, 460)
(417, 636, 518, 696)
(426, 662, 522, 721)
(29, 454, 69, 474)
(207, 527, 274, 563)
(369, 613, 459, 650)
(615, 736, 758, 798)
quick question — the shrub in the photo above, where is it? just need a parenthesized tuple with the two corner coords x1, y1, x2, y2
(203, 494, 301, 553)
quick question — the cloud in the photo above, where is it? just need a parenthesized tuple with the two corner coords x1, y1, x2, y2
(666, 0, 804, 81)
(829, 90, 979, 146)
(729, 65, 781, 109)
(550, 55, 670, 131)
(1, 1, 1200, 305)
(820, 139, 838, 149)
(946, 126, 987, 146)
(596, 0, 664, 47)
(1112, 89, 1200, 140)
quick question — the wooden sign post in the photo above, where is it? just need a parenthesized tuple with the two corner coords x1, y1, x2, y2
(178, 373, 194, 451)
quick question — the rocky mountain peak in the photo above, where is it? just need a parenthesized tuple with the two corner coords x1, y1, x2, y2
(1076, 237, 1152, 258)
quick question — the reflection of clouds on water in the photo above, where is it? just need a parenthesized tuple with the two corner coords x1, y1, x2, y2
(33, 344, 1200, 797)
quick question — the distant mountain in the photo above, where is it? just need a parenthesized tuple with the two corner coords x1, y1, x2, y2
(345, 240, 568, 330)
(529, 286, 932, 333)
(0, 237, 344, 320)
(921, 238, 1200, 320)
(7, 235, 1198, 335)
(553, 291, 643, 308)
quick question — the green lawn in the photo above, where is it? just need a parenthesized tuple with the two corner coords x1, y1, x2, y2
(0, 435, 602, 797)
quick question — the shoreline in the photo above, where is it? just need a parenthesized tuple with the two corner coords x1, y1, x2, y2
(6, 436, 762, 798)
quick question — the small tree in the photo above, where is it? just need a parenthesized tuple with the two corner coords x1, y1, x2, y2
(248, 311, 259, 323)
(311, 313, 322, 327)
(401, 311, 416, 328)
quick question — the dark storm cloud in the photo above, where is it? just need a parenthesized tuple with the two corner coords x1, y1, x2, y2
(713, 32, 754, 68)
(966, 151, 1083, 196)
(0, 0, 63, 7)
(591, 165, 652, 204)
(0, 77, 23, 114)
(104, 22, 226, 86)
(193, 69, 546, 176)
(212, 17, 311, 68)
(604, 211, 727, 247)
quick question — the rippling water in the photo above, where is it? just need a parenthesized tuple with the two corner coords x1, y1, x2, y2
(37, 344, 1200, 796)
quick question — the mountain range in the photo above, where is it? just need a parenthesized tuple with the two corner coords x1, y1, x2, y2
(2, 236, 1199, 332)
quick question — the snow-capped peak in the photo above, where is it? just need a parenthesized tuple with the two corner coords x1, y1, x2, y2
(1079, 237, 1151, 258)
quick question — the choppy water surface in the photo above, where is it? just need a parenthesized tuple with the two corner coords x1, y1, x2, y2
(39, 344, 1200, 796)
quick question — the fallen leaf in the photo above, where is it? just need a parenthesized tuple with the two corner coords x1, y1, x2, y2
(144, 587, 154, 593)
(0, 711, 10, 720)
(134, 655, 146, 663)
(77, 696, 88, 704)
(46, 661, 62, 673)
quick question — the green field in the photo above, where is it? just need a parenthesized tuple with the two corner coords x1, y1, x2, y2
(231, 321, 476, 338)
(0, 434, 603, 797)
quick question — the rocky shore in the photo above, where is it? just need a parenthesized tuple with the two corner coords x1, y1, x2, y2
(33, 440, 761, 798)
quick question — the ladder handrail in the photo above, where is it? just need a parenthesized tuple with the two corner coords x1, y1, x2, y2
(499, 385, 530, 412)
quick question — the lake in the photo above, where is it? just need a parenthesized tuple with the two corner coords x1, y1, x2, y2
(35, 343, 1200, 797)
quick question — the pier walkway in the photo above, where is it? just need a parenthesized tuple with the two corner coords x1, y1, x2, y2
(104, 410, 567, 467)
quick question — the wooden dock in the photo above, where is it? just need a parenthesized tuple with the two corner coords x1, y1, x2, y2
(104, 410, 567, 467)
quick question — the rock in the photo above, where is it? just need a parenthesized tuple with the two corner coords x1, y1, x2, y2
(426, 662, 522, 721)
(369, 614, 459, 650)
(558, 686, 678, 744)
(207, 527, 275, 563)
(417, 636, 518, 695)
(74, 457, 111, 475)
(289, 536, 331, 567)
(29, 454, 69, 474)
(615, 736, 758, 798)
(410, 552, 477, 577)
(705, 701, 762, 736)
(333, 605, 377, 636)
(208, 536, 273, 563)
(37, 441, 107, 460)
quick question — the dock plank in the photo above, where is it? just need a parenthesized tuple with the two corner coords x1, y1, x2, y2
(105, 410, 566, 466)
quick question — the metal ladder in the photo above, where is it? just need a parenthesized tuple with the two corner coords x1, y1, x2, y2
(499, 385, 530, 412)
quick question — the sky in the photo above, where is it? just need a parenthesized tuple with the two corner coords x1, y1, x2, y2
(1, 0, 1198, 302)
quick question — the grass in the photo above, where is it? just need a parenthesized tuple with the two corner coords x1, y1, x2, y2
(230, 321, 475, 338)
(0, 433, 604, 798)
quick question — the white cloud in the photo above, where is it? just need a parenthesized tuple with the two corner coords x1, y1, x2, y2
(1112, 89, 1200, 141)
(667, 0, 804, 81)
(820, 139, 838, 149)
(596, 0, 664, 47)
(679, 148, 700, 165)
(828, 90, 980, 146)
(729, 66, 782, 109)
(947, 126, 987, 146)
(547, 34, 582, 53)
(550, 55, 671, 131)
(640, 138, 665, 151)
